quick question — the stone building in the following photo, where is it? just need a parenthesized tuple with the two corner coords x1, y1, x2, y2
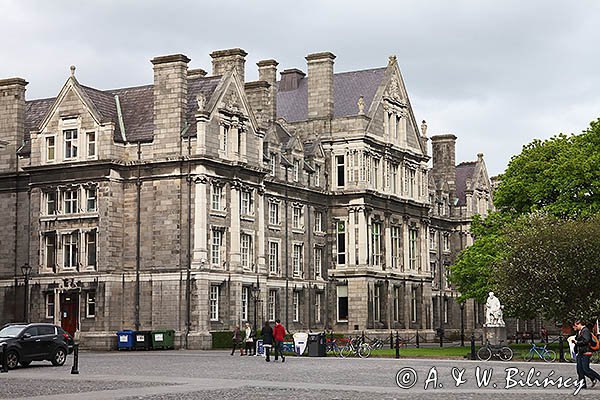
(0, 48, 493, 349)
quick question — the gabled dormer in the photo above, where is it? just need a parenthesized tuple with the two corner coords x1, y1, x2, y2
(194, 52, 265, 166)
(30, 66, 122, 167)
(366, 56, 427, 157)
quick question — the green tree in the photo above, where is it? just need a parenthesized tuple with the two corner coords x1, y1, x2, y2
(450, 212, 511, 303)
(495, 213, 600, 322)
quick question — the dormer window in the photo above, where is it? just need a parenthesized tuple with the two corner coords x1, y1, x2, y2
(293, 159, 300, 182)
(64, 129, 78, 159)
(87, 132, 96, 158)
(46, 136, 56, 162)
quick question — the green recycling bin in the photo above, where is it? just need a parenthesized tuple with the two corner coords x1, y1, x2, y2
(151, 329, 175, 350)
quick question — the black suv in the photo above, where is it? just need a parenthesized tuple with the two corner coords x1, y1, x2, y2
(0, 323, 73, 369)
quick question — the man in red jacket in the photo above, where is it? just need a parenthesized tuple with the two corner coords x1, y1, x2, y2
(273, 319, 286, 362)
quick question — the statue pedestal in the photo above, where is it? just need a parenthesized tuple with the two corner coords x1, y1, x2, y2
(484, 326, 507, 345)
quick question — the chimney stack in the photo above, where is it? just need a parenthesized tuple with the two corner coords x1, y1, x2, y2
(210, 48, 247, 82)
(430, 134, 457, 193)
(151, 54, 190, 157)
(0, 78, 27, 173)
(257, 59, 279, 124)
(306, 52, 336, 119)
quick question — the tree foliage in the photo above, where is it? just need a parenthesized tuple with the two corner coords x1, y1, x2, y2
(495, 213, 600, 322)
(450, 118, 600, 322)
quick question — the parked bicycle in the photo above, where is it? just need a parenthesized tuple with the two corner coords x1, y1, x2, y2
(477, 340, 513, 361)
(341, 336, 372, 358)
(325, 338, 343, 357)
(524, 342, 556, 362)
(370, 337, 385, 350)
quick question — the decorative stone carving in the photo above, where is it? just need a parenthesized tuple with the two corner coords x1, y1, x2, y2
(421, 120, 427, 137)
(484, 292, 505, 327)
(357, 96, 365, 114)
(196, 93, 206, 111)
(389, 76, 401, 100)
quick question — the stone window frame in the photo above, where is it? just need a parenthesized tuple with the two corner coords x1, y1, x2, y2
(390, 225, 402, 270)
(335, 154, 345, 188)
(268, 198, 280, 226)
(371, 220, 382, 267)
(314, 210, 323, 233)
(210, 182, 225, 211)
(291, 203, 304, 231)
(62, 230, 79, 270)
(292, 242, 304, 278)
(313, 246, 323, 279)
(411, 286, 418, 323)
(86, 291, 96, 318)
(46, 292, 55, 319)
(314, 292, 322, 323)
(240, 188, 254, 216)
(268, 240, 280, 276)
(267, 289, 277, 322)
(292, 290, 300, 322)
(45, 134, 56, 163)
(240, 231, 254, 271)
(209, 285, 220, 321)
(63, 187, 79, 214)
(86, 186, 97, 212)
(335, 219, 347, 266)
(86, 131, 97, 159)
(210, 226, 226, 267)
(241, 286, 249, 322)
(63, 128, 79, 160)
(408, 227, 419, 270)
(336, 285, 348, 322)
(85, 229, 97, 270)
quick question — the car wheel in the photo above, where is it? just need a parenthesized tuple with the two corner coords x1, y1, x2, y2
(5, 350, 19, 370)
(19, 360, 31, 367)
(51, 347, 67, 366)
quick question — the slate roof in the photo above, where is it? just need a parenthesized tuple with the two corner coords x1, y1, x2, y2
(455, 161, 477, 206)
(19, 75, 223, 154)
(276, 67, 386, 122)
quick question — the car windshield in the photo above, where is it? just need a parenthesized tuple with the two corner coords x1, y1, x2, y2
(0, 325, 25, 338)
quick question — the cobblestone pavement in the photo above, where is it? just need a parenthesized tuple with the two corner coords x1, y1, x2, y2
(1, 351, 599, 399)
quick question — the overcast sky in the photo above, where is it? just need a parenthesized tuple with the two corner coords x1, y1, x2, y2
(2, 0, 599, 176)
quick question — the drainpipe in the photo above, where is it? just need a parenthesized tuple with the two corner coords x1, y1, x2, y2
(183, 123, 192, 349)
(135, 142, 142, 331)
(285, 166, 289, 329)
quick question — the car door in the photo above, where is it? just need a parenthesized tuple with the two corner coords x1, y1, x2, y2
(19, 326, 41, 360)
(36, 325, 58, 358)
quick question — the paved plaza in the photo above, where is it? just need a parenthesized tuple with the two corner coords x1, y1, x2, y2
(1, 350, 599, 399)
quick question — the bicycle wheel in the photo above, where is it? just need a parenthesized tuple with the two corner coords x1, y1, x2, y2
(499, 347, 514, 361)
(563, 351, 574, 363)
(477, 347, 492, 361)
(524, 350, 534, 362)
(358, 344, 372, 358)
(340, 345, 353, 358)
(543, 350, 556, 362)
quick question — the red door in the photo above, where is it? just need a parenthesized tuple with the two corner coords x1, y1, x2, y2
(60, 292, 79, 336)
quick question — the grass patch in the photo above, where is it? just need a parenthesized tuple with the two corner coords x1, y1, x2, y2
(370, 346, 471, 358)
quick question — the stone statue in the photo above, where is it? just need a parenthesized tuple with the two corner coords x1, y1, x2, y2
(196, 93, 206, 111)
(357, 96, 365, 114)
(485, 291, 505, 327)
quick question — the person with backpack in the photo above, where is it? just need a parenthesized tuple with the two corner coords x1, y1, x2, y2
(231, 325, 243, 356)
(571, 320, 600, 389)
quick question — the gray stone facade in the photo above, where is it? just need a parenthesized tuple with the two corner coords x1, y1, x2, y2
(0, 48, 496, 349)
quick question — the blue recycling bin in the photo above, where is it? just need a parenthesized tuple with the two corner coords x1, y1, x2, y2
(116, 330, 135, 350)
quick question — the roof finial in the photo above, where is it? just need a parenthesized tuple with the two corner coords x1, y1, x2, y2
(388, 55, 397, 65)
(70, 65, 76, 77)
(357, 96, 365, 115)
(421, 120, 427, 137)
(477, 153, 484, 160)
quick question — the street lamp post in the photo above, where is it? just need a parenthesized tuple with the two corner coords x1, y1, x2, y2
(460, 301, 465, 347)
(21, 263, 32, 323)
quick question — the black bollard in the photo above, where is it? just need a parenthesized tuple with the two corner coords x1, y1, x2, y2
(70, 344, 79, 375)
(439, 329, 444, 348)
(395, 331, 400, 359)
(390, 332, 393, 350)
(362, 330, 365, 344)
(559, 336, 565, 362)
(416, 330, 420, 348)
(470, 334, 476, 360)
(1, 343, 8, 373)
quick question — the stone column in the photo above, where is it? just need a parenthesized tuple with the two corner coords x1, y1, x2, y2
(348, 208, 357, 266)
(256, 189, 266, 274)
(193, 178, 208, 266)
(357, 208, 367, 266)
(230, 183, 241, 272)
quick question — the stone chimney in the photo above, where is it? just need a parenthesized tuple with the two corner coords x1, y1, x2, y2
(279, 68, 305, 91)
(0, 78, 27, 173)
(306, 52, 335, 119)
(210, 48, 247, 81)
(430, 134, 457, 193)
(257, 59, 278, 123)
(151, 54, 190, 157)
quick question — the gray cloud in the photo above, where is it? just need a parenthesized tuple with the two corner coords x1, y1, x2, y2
(2, 0, 599, 175)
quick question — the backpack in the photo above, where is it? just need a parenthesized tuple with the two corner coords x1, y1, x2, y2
(591, 332, 600, 352)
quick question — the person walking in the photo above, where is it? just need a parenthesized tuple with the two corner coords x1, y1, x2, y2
(231, 325, 242, 356)
(273, 319, 286, 362)
(243, 323, 254, 356)
(262, 321, 274, 362)
(571, 320, 600, 389)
